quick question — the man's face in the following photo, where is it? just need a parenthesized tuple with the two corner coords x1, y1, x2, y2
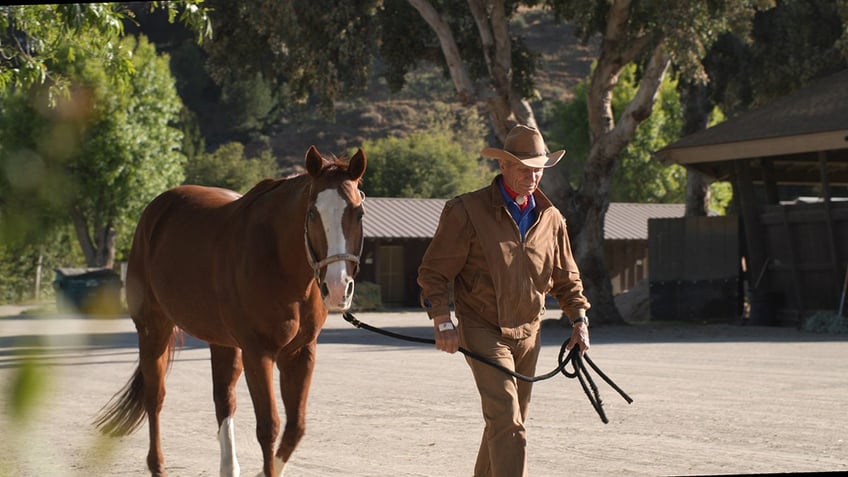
(500, 159, 544, 197)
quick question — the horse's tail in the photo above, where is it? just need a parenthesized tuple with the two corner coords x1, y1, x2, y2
(93, 329, 182, 437)
(93, 366, 147, 437)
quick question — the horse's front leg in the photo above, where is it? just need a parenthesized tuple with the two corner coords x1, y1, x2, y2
(242, 349, 281, 477)
(210, 344, 244, 477)
(275, 341, 318, 468)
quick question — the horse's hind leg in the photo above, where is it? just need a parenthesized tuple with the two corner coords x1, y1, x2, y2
(275, 341, 319, 472)
(134, 307, 176, 477)
(211, 344, 244, 477)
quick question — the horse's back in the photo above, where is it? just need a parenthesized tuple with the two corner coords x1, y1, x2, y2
(126, 185, 242, 331)
(132, 184, 240, 257)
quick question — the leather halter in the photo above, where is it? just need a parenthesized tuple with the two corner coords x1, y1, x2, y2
(303, 216, 362, 282)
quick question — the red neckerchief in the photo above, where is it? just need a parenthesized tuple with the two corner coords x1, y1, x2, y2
(501, 179, 529, 211)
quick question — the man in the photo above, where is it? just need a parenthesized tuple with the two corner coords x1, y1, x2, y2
(417, 124, 591, 477)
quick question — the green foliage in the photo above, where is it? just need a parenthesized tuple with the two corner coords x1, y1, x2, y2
(0, 3, 210, 106)
(352, 281, 383, 311)
(547, 65, 687, 203)
(546, 64, 737, 210)
(378, 0, 537, 97)
(803, 310, 848, 334)
(0, 35, 186, 265)
(203, 0, 381, 117)
(360, 103, 495, 198)
(219, 72, 276, 133)
(184, 142, 280, 193)
(0, 228, 83, 304)
(613, 68, 686, 203)
(7, 357, 51, 424)
(747, 0, 848, 105)
(545, 0, 774, 85)
(708, 182, 733, 215)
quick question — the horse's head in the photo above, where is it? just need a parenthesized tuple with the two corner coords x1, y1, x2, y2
(304, 145, 367, 311)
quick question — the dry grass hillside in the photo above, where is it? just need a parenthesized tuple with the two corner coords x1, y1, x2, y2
(261, 9, 598, 170)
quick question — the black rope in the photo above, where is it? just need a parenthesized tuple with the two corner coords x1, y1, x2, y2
(342, 312, 632, 424)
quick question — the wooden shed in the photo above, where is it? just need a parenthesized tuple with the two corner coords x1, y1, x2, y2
(359, 197, 685, 307)
(655, 68, 848, 325)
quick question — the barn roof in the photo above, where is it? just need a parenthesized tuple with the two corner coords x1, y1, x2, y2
(655, 68, 848, 185)
(363, 197, 684, 241)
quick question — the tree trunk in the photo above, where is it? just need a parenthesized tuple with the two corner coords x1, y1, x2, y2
(96, 225, 117, 269)
(71, 208, 97, 267)
(686, 172, 711, 217)
(406, 0, 476, 104)
(410, 0, 534, 142)
(547, 42, 671, 326)
(414, 0, 670, 324)
(70, 208, 115, 268)
(680, 80, 714, 216)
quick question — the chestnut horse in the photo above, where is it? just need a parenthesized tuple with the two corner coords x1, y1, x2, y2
(95, 146, 366, 476)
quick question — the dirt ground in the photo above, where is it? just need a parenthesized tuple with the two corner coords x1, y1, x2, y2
(1, 306, 846, 477)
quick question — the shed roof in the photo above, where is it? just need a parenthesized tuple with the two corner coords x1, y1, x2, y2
(363, 197, 684, 241)
(655, 68, 848, 185)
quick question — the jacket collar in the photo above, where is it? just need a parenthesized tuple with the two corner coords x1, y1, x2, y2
(487, 175, 554, 212)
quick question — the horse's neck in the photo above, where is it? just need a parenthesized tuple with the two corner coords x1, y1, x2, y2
(236, 175, 308, 222)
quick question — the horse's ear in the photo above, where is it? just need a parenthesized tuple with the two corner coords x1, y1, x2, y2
(348, 148, 366, 181)
(305, 146, 324, 177)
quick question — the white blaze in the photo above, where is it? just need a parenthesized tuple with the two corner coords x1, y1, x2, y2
(314, 188, 355, 310)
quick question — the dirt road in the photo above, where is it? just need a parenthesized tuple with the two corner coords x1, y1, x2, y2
(1, 307, 846, 476)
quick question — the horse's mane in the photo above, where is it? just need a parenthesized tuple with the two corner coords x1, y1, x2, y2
(235, 153, 359, 208)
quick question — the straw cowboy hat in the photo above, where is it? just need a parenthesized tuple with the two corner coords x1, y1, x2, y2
(481, 124, 565, 168)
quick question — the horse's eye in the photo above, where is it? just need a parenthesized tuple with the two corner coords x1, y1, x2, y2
(308, 209, 317, 221)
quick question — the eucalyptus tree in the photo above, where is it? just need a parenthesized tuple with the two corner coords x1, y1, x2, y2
(515, 0, 773, 323)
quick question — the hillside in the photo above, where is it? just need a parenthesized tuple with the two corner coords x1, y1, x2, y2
(258, 9, 598, 170)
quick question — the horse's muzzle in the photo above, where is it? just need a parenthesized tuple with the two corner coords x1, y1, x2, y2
(321, 276, 355, 311)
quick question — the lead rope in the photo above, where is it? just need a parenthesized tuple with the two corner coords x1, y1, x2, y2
(342, 312, 632, 424)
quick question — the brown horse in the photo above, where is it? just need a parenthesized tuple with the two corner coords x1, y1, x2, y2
(95, 146, 366, 476)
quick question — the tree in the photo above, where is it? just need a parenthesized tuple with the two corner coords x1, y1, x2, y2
(200, 1, 540, 140)
(677, 0, 848, 217)
(513, 0, 771, 324)
(396, 0, 539, 139)
(198, 1, 770, 323)
(550, 65, 685, 203)
(0, 2, 211, 106)
(361, 102, 494, 197)
(184, 142, 279, 193)
(202, 0, 381, 118)
(0, 35, 186, 268)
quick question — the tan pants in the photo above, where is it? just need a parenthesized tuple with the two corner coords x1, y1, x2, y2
(459, 321, 541, 477)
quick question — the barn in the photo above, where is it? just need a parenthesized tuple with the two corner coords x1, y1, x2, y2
(655, 68, 848, 325)
(357, 197, 685, 308)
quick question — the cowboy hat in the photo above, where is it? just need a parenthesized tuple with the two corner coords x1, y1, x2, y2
(481, 124, 565, 168)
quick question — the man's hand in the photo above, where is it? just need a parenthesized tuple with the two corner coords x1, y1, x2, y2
(432, 315, 459, 354)
(567, 322, 590, 354)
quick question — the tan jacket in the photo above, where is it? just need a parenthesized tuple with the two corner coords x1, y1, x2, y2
(417, 176, 590, 339)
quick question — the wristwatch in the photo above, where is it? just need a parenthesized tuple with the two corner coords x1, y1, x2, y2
(569, 316, 589, 327)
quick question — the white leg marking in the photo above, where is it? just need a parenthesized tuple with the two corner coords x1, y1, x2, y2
(254, 456, 286, 477)
(218, 417, 240, 477)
